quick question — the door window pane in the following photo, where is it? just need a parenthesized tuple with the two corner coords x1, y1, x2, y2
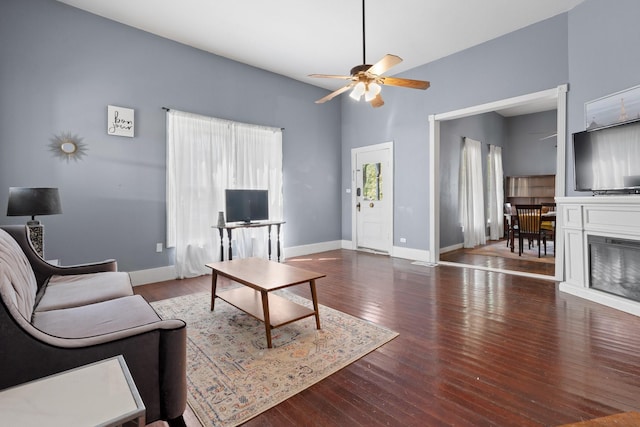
(363, 162, 383, 201)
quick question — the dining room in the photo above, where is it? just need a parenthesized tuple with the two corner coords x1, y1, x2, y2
(438, 104, 558, 277)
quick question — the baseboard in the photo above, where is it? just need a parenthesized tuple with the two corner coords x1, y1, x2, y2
(128, 240, 428, 285)
(129, 265, 177, 287)
(339, 239, 430, 262)
(392, 246, 430, 262)
(559, 282, 640, 317)
(341, 239, 354, 250)
(284, 240, 343, 258)
(440, 243, 463, 254)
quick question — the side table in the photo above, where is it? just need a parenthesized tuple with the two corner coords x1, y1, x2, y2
(0, 355, 145, 427)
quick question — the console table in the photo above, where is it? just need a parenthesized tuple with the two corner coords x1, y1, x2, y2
(215, 220, 285, 262)
(0, 355, 145, 426)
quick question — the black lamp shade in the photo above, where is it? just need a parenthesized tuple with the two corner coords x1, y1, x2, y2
(7, 187, 62, 218)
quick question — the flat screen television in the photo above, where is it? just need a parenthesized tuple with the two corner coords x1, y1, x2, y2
(225, 189, 269, 223)
(573, 119, 640, 193)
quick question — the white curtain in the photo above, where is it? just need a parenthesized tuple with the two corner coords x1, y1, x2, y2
(166, 110, 283, 278)
(487, 145, 504, 240)
(459, 137, 486, 248)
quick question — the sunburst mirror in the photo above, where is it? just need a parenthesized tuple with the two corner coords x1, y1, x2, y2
(48, 132, 88, 162)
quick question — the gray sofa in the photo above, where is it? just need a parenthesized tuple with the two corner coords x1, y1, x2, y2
(0, 225, 187, 426)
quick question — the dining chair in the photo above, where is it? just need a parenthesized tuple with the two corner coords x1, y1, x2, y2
(540, 203, 556, 241)
(515, 204, 547, 257)
(504, 202, 517, 249)
(541, 202, 556, 247)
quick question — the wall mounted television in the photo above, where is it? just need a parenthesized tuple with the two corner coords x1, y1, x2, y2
(573, 119, 640, 194)
(225, 189, 269, 223)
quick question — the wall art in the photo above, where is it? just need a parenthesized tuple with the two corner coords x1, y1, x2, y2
(585, 84, 640, 130)
(107, 105, 134, 137)
(48, 132, 88, 162)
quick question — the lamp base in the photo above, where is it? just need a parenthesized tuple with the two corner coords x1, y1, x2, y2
(27, 223, 44, 258)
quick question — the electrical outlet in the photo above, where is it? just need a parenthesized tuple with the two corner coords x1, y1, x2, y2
(156, 243, 163, 253)
(400, 237, 407, 243)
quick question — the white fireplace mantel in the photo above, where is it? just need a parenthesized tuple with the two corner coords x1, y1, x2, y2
(558, 195, 640, 317)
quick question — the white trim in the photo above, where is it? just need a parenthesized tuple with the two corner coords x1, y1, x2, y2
(428, 115, 439, 264)
(284, 240, 343, 258)
(440, 243, 463, 254)
(128, 265, 176, 286)
(351, 141, 394, 254)
(438, 261, 557, 282)
(435, 87, 560, 121)
(430, 84, 568, 281)
(341, 239, 355, 250)
(128, 240, 345, 285)
(392, 246, 430, 262)
(559, 282, 640, 317)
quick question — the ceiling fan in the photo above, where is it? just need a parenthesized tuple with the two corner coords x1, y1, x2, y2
(309, 0, 430, 108)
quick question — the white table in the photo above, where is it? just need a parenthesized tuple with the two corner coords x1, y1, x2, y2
(0, 355, 145, 427)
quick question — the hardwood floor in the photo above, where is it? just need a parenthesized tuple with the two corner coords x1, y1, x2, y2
(440, 239, 555, 276)
(136, 249, 640, 426)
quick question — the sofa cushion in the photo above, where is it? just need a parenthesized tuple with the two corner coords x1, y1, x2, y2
(0, 229, 37, 319)
(32, 295, 160, 338)
(34, 272, 133, 312)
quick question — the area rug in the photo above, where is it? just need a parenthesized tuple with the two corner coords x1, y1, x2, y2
(151, 291, 398, 427)
(469, 239, 555, 264)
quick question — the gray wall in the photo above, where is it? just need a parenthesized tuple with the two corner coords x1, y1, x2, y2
(341, 13, 570, 252)
(503, 110, 558, 177)
(566, 0, 640, 195)
(0, 0, 342, 271)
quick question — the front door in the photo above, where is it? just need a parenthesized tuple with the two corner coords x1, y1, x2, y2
(353, 143, 393, 253)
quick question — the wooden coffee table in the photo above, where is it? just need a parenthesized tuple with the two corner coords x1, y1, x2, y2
(205, 257, 325, 348)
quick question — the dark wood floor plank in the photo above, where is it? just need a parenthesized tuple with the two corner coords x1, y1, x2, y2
(136, 249, 640, 426)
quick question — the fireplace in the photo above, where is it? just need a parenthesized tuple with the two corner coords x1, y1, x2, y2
(589, 235, 640, 303)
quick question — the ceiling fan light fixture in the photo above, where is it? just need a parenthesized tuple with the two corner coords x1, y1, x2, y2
(309, 0, 429, 106)
(364, 82, 381, 102)
(350, 81, 366, 101)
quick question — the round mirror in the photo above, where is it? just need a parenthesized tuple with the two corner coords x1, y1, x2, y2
(60, 141, 77, 154)
(48, 132, 88, 162)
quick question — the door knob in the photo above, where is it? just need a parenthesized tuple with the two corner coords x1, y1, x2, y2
(356, 202, 361, 212)
(369, 202, 374, 208)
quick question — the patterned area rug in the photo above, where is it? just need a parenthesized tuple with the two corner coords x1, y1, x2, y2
(151, 291, 398, 427)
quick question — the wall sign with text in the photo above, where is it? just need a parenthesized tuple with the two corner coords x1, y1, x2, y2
(107, 105, 134, 137)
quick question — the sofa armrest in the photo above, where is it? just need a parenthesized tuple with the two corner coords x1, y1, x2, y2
(159, 324, 188, 420)
(0, 225, 118, 288)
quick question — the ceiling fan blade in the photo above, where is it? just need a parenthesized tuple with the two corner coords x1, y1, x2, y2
(315, 84, 353, 104)
(366, 54, 402, 76)
(369, 94, 384, 108)
(381, 76, 430, 90)
(309, 74, 353, 80)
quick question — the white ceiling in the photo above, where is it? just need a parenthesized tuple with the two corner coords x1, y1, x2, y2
(57, 0, 583, 99)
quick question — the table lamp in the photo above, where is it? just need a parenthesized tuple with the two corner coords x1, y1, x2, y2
(6, 187, 62, 258)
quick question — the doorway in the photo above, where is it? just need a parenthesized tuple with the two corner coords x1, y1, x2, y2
(351, 142, 394, 254)
(428, 85, 568, 281)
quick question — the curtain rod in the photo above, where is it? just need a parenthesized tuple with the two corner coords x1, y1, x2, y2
(162, 107, 284, 131)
